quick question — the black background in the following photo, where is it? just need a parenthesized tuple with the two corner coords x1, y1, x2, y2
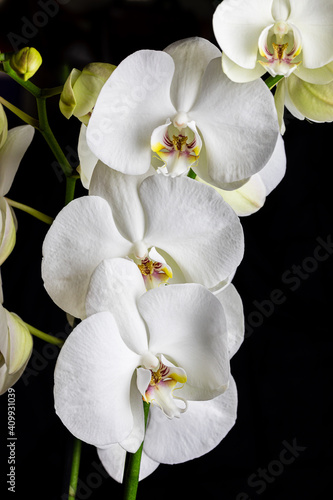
(0, 1, 332, 499)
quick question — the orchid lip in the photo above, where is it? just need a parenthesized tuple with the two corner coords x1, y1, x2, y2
(151, 119, 202, 177)
(137, 355, 187, 419)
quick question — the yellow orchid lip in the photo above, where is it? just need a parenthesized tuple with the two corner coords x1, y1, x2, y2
(142, 358, 187, 419)
(138, 255, 173, 290)
(151, 119, 202, 177)
(258, 21, 302, 78)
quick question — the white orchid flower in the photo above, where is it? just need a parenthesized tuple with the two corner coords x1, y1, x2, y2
(54, 258, 244, 477)
(86, 37, 279, 190)
(0, 104, 35, 264)
(42, 161, 244, 319)
(196, 133, 286, 216)
(0, 301, 33, 395)
(213, 0, 333, 83)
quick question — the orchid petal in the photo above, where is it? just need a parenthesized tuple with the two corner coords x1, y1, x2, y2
(89, 161, 154, 243)
(213, 0, 273, 69)
(286, 74, 333, 122)
(138, 283, 230, 400)
(288, 0, 333, 69)
(140, 175, 244, 288)
(271, 0, 290, 21)
(0, 125, 34, 197)
(86, 50, 176, 174)
(257, 133, 286, 195)
(164, 37, 221, 112)
(98, 444, 159, 483)
(196, 174, 266, 217)
(295, 61, 333, 85)
(0, 306, 32, 395)
(207, 132, 285, 214)
(274, 79, 287, 133)
(42, 196, 132, 319)
(118, 376, 146, 453)
(85, 258, 148, 353)
(191, 58, 279, 185)
(54, 311, 141, 448)
(77, 123, 98, 189)
(144, 376, 237, 465)
(222, 52, 266, 83)
(4, 311, 32, 374)
(0, 104, 8, 149)
(0, 199, 16, 265)
(215, 284, 244, 358)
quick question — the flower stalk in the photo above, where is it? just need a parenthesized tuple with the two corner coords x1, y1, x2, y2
(122, 402, 150, 500)
(24, 322, 64, 347)
(5, 198, 53, 225)
(68, 437, 82, 500)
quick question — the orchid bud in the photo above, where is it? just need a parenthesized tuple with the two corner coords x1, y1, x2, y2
(59, 62, 116, 124)
(0, 305, 33, 395)
(10, 47, 42, 81)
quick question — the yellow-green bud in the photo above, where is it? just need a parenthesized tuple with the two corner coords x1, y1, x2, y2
(10, 47, 42, 81)
(59, 62, 116, 124)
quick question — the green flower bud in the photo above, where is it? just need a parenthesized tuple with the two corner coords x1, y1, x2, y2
(10, 47, 42, 81)
(59, 62, 116, 124)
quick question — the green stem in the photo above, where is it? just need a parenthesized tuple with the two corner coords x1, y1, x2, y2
(187, 168, 197, 179)
(40, 86, 64, 98)
(5, 198, 53, 224)
(65, 175, 79, 205)
(36, 97, 73, 177)
(0, 95, 39, 128)
(68, 438, 82, 500)
(2, 59, 73, 179)
(123, 402, 150, 500)
(265, 74, 285, 90)
(24, 322, 64, 347)
(3, 59, 41, 98)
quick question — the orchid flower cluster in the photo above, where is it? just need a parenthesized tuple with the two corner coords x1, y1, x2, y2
(1, 0, 333, 498)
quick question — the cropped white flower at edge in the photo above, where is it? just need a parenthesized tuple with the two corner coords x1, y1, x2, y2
(85, 36, 279, 191)
(213, 0, 333, 131)
(42, 161, 244, 319)
(0, 103, 35, 264)
(0, 296, 33, 395)
(213, 0, 333, 82)
(54, 258, 244, 480)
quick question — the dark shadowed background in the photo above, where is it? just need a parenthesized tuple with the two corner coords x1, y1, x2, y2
(0, 1, 332, 499)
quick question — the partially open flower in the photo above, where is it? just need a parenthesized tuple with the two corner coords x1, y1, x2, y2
(9, 47, 42, 81)
(59, 62, 116, 125)
(0, 303, 33, 395)
(0, 104, 35, 264)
